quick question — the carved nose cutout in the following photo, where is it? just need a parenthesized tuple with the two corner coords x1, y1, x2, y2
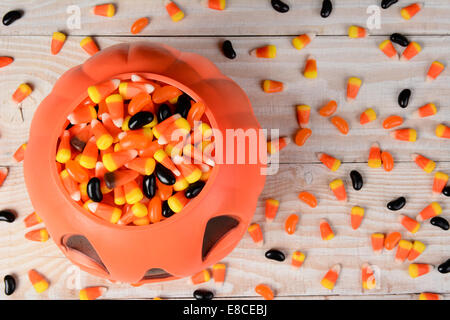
(63, 234, 108, 273)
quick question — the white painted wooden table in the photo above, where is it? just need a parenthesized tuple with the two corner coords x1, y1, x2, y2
(0, 0, 448, 300)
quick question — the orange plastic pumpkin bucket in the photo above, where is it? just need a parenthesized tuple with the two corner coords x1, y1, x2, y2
(24, 42, 266, 284)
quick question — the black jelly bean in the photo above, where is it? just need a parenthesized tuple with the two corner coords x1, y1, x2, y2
(155, 163, 176, 185)
(381, 0, 398, 9)
(185, 181, 205, 199)
(2, 10, 23, 26)
(157, 104, 172, 122)
(265, 249, 285, 262)
(0, 210, 15, 223)
(193, 289, 214, 300)
(390, 33, 410, 47)
(271, 0, 289, 13)
(398, 89, 411, 109)
(222, 40, 236, 59)
(87, 177, 103, 202)
(438, 259, 450, 274)
(128, 111, 154, 130)
(430, 217, 449, 231)
(175, 94, 191, 118)
(387, 197, 406, 211)
(350, 170, 363, 191)
(143, 174, 156, 199)
(162, 201, 174, 218)
(4, 275, 16, 295)
(320, 0, 332, 18)
(443, 186, 450, 197)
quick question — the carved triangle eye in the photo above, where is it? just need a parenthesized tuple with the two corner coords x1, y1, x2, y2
(202, 215, 239, 261)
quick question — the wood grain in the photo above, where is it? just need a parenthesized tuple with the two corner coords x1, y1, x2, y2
(0, 0, 450, 36)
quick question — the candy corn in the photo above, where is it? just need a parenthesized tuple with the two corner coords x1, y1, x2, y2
(291, 251, 306, 269)
(400, 42, 421, 61)
(395, 240, 413, 264)
(88, 79, 120, 104)
(292, 33, 315, 51)
(67, 104, 97, 125)
(426, 61, 445, 82)
(262, 80, 284, 93)
(348, 25, 367, 38)
(368, 143, 382, 168)
(419, 293, 442, 300)
(12, 83, 32, 103)
(371, 233, 385, 255)
(51, 32, 66, 55)
(91, 119, 114, 150)
(28, 269, 49, 293)
(0, 56, 13, 68)
(154, 149, 181, 176)
(167, 191, 189, 213)
(321, 264, 341, 290)
(13, 143, 27, 162)
(265, 199, 279, 223)
(267, 137, 290, 154)
(432, 172, 449, 196)
(56, 131, 72, 163)
(361, 263, 376, 290)
(296, 105, 311, 127)
(124, 157, 156, 176)
(411, 153, 435, 173)
(390, 128, 417, 142)
(119, 81, 155, 100)
(204, 0, 226, 10)
(105, 94, 124, 127)
(80, 37, 99, 56)
(212, 263, 226, 286)
(248, 223, 263, 246)
(401, 3, 422, 20)
(24, 212, 42, 228)
(409, 263, 433, 278)
(88, 202, 121, 224)
(413, 103, 437, 118)
(360, 108, 377, 125)
(255, 284, 274, 300)
(435, 124, 450, 139)
(407, 240, 426, 261)
(329, 179, 347, 202)
(298, 191, 317, 208)
(79, 286, 107, 300)
(79, 136, 98, 169)
(103, 150, 138, 172)
(319, 100, 337, 117)
(350, 206, 364, 230)
(319, 218, 334, 241)
(294, 128, 312, 146)
(165, 0, 185, 22)
(379, 40, 398, 59)
(383, 115, 403, 129)
(250, 45, 276, 58)
(385, 231, 401, 250)
(416, 202, 442, 222)
(60, 170, 81, 201)
(347, 77, 362, 101)
(317, 153, 341, 171)
(123, 180, 144, 204)
(190, 269, 210, 285)
(285, 214, 299, 235)
(303, 55, 317, 79)
(25, 228, 49, 242)
(399, 215, 420, 234)
(91, 3, 115, 17)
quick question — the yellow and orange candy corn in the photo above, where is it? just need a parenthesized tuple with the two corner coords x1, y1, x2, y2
(298, 191, 317, 208)
(371, 233, 385, 255)
(435, 124, 450, 139)
(105, 94, 124, 127)
(212, 263, 226, 286)
(329, 179, 347, 202)
(350, 206, 364, 230)
(80, 37, 99, 56)
(318, 153, 341, 172)
(347, 77, 362, 101)
(12, 83, 32, 103)
(400, 41, 421, 61)
(125, 157, 156, 176)
(291, 251, 306, 269)
(250, 45, 276, 58)
(285, 214, 299, 235)
(154, 149, 181, 176)
(267, 137, 290, 155)
(348, 25, 367, 38)
(28, 269, 49, 293)
(414, 103, 437, 118)
(417, 202, 442, 222)
(390, 128, 417, 142)
(88, 202, 122, 224)
(190, 269, 210, 285)
(319, 100, 338, 117)
(91, 119, 114, 150)
(399, 215, 420, 234)
(13, 143, 27, 162)
(360, 108, 377, 125)
(88, 79, 120, 104)
(385, 231, 401, 250)
(123, 180, 144, 204)
(383, 115, 403, 129)
(368, 142, 382, 168)
(381, 151, 394, 172)
(204, 0, 226, 10)
(255, 284, 274, 300)
(265, 198, 279, 223)
(56, 131, 72, 163)
(303, 55, 317, 79)
(361, 263, 376, 290)
(0, 167, 8, 187)
(248, 223, 263, 246)
(0, 56, 13, 68)
(401, 3, 422, 20)
(91, 3, 115, 17)
(320, 218, 335, 241)
(321, 264, 341, 290)
(432, 172, 448, 196)
(24, 212, 42, 228)
(165, 0, 185, 22)
(67, 103, 97, 125)
(79, 136, 98, 169)
(296, 105, 311, 127)
(51, 32, 66, 55)
(119, 81, 155, 100)
(426, 61, 445, 82)
(409, 263, 433, 278)
(25, 228, 49, 242)
(168, 191, 189, 213)
(419, 293, 442, 300)
(103, 149, 138, 172)
(294, 128, 312, 147)
(262, 80, 284, 93)
(411, 153, 435, 173)
(379, 40, 398, 60)
(407, 240, 426, 261)
(292, 33, 315, 51)
(394, 240, 413, 264)
(80, 286, 107, 300)
(60, 169, 81, 201)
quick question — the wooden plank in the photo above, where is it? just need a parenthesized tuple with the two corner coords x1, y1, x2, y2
(1, 0, 450, 36)
(0, 35, 448, 166)
(1, 162, 448, 299)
